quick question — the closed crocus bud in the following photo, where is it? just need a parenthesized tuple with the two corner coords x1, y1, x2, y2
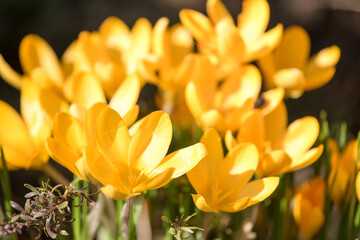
(293, 177, 325, 240)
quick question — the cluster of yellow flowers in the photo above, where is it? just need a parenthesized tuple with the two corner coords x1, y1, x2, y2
(0, 0, 345, 238)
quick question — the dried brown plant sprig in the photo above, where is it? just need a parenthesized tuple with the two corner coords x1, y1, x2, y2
(162, 212, 203, 240)
(0, 179, 97, 239)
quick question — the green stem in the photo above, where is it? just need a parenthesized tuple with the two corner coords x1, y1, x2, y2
(121, 198, 134, 240)
(116, 200, 124, 240)
(354, 202, 360, 237)
(0, 148, 12, 218)
(72, 176, 81, 240)
(81, 181, 89, 240)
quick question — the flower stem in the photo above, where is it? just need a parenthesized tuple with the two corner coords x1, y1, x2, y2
(116, 200, 124, 240)
(201, 212, 213, 240)
(72, 176, 81, 240)
(121, 198, 134, 240)
(81, 181, 89, 240)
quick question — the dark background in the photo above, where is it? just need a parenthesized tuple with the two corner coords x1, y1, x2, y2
(0, 0, 360, 221)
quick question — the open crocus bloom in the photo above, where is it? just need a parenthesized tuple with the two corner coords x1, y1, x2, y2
(187, 128, 279, 213)
(180, 0, 283, 76)
(293, 177, 325, 240)
(258, 26, 340, 98)
(328, 139, 358, 206)
(47, 104, 207, 200)
(225, 106, 323, 177)
(0, 80, 50, 170)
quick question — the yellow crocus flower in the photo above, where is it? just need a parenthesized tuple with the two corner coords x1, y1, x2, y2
(0, 79, 51, 170)
(138, 17, 196, 125)
(225, 107, 323, 177)
(187, 128, 279, 213)
(0, 34, 64, 90)
(258, 26, 340, 98)
(47, 104, 207, 200)
(293, 177, 325, 240)
(185, 60, 284, 135)
(180, 0, 283, 76)
(328, 139, 358, 206)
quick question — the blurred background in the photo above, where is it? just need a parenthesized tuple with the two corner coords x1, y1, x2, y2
(0, 0, 359, 214)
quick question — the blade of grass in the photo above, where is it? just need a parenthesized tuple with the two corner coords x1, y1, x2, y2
(81, 180, 89, 240)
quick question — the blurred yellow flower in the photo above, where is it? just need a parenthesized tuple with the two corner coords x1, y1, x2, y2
(47, 104, 207, 200)
(225, 108, 323, 177)
(293, 177, 325, 240)
(187, 128, 279, 213)
(138, 17, 196, 125)
(0, 80, 51, 170)
(0, 34, 64, 91)
(328, 139, 358, 206)
(180, 0, 283, 76)
(258, 26, 340, 98)
(185, 61, 284, 135)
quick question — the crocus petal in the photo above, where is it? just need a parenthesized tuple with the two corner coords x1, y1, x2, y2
(46, 137, 83, 178)
(133, 168, 175, 193)
(224, 130, 238, 151)
(185, 81, 209, 119)
(199, 109, 227, 134)
(71, 72, 106, 109)
(257, 53, 277, 89)
(0, 100, 34, 168)
(219, 143, 258, 192)
(192, 194, 218, 213)
(274, 26, 310, 70)
(217, 65, 261, 110)
(95, 107, 131, 171)
(220, 197, 250, 213)
(245, 24, 283, 62)
(187, 128, 223, 196)
(237, 110, 264, 152)
(259, 87, 284, 116)
(0, 54, 22, 89)
(156, 143, 207, 178)
(216, 21, 245, 62)
(152, 17, 170, 59)
(109, 74, 140, 117)
(207, 0, 234, 25)
(20, 79, 51, 146)
(237, 177, 279, 206)
(169, 24, 194, 67)
(122, 105, 139, 127)
(304, 45, 340, 91)
(128, 111, 172, 174)
(99, 16, 130, 50)
(263, 101, 287, 146)
(288, 145, 324, 172)
(224, 98, 254, 132)
(39, 89, 69, 126)
(179, 9, 214, 43)
(273, 68, 306, 99)
(53, 112, 84, 153)
(237, 0, 270, 44)
(101, 185, 138, 201)
(126, 18, 152, 74)
(257, 150, 292, 177)
(84, 102, 107, 147)
(282, 116, 319, 159)
(84, 147, 126, 188)
(19, 34, 63, 87)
